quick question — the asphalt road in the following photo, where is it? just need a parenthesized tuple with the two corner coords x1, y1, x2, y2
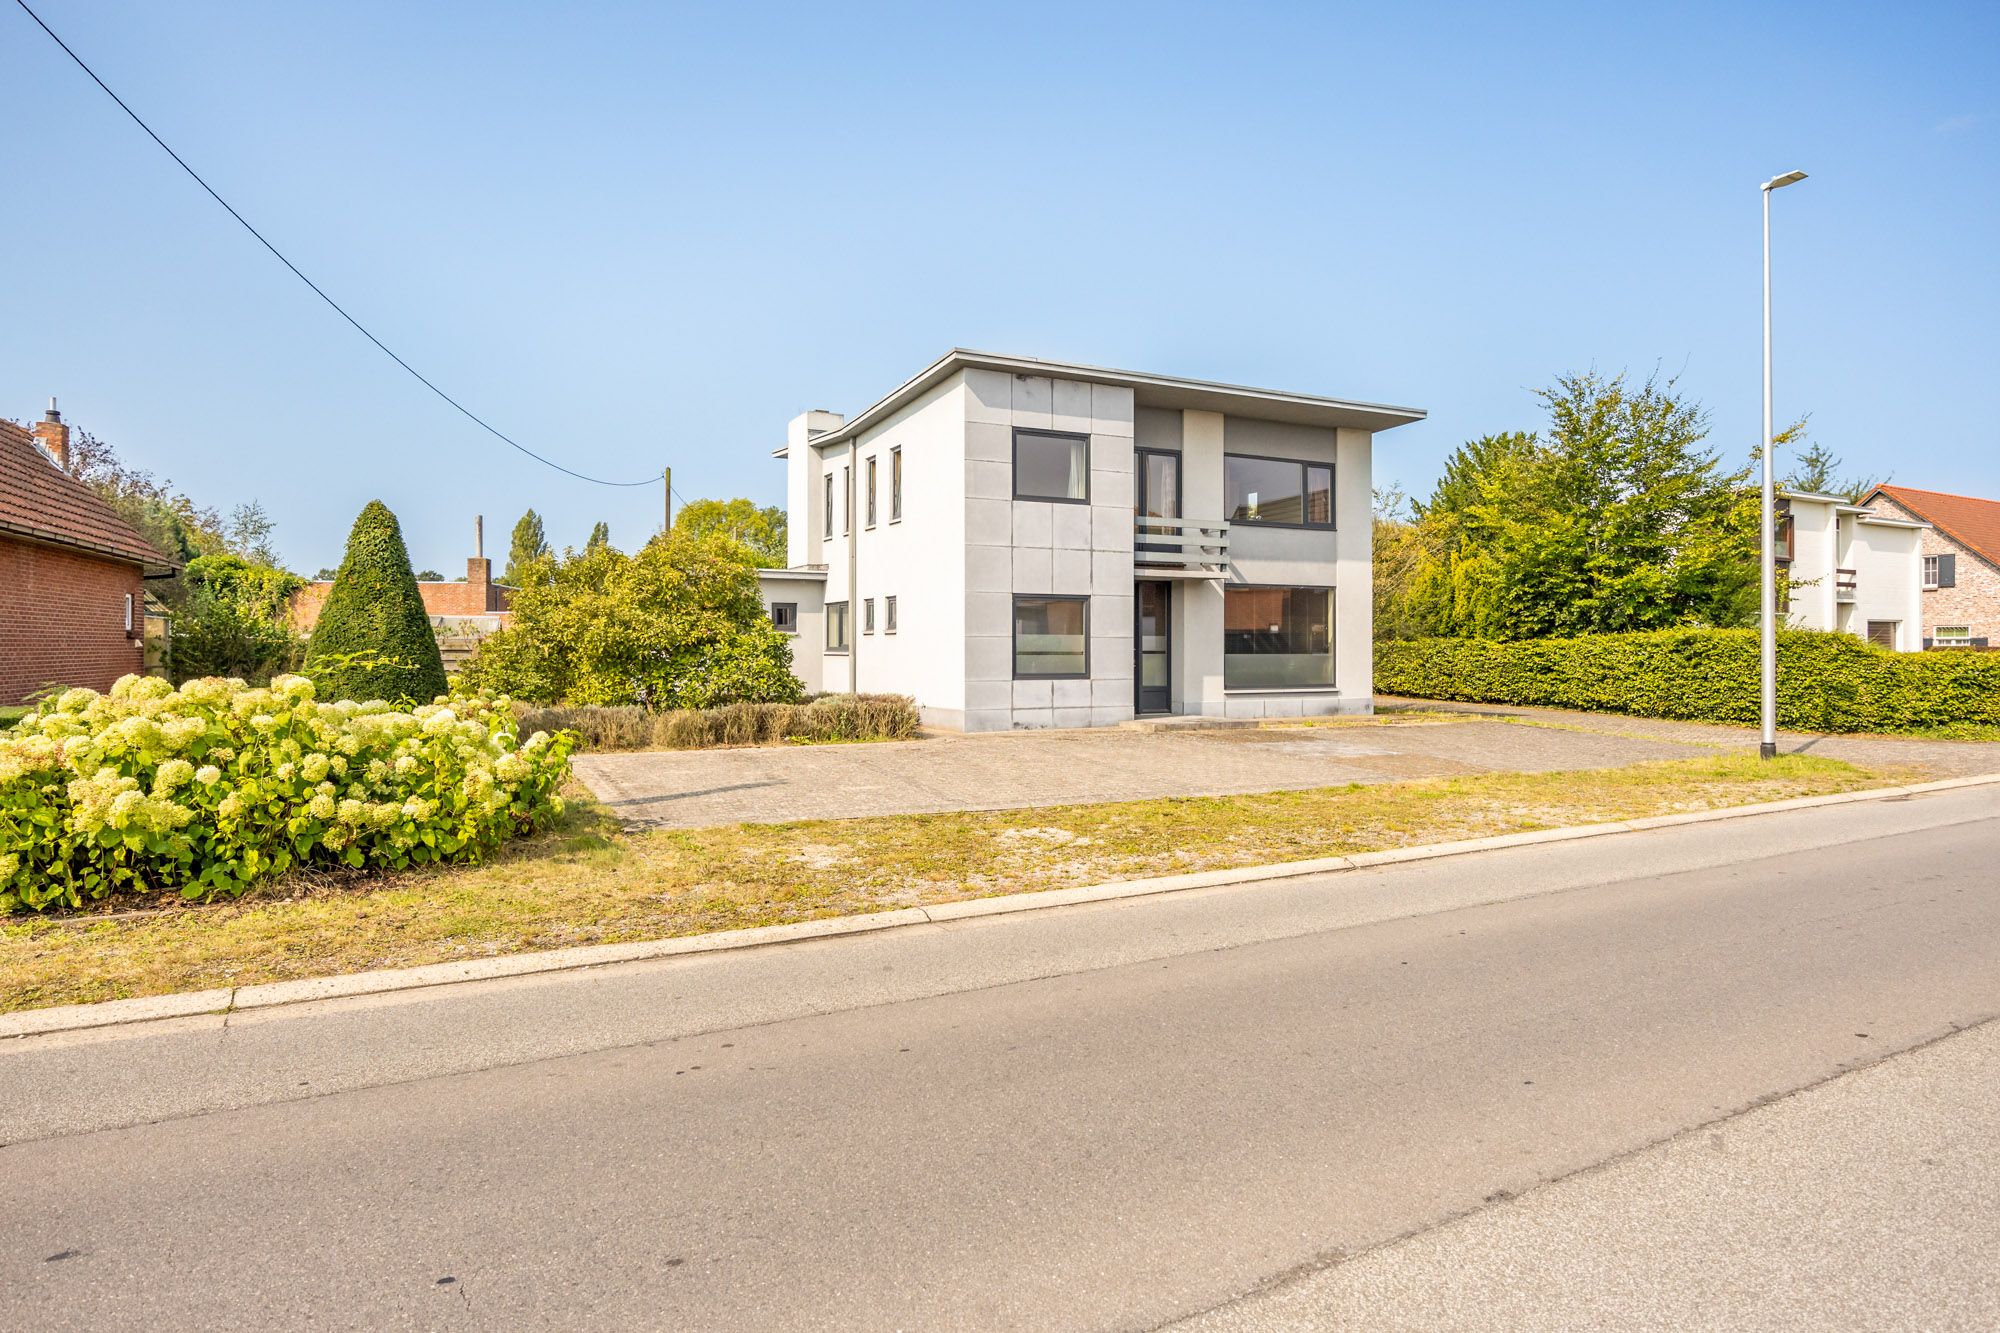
(3, 786, 1997, 1331)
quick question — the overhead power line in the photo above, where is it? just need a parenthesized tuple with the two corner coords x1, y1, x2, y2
(14, 0, 665, 489)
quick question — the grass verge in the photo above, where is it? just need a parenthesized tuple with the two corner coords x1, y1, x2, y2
(1, 753, 1905, 1014)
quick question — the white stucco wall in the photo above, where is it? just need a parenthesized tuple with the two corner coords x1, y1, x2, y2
(1782, 497, 1841, 631)
(755, 571, 826, 694)
(1848, 520, 1923, 650)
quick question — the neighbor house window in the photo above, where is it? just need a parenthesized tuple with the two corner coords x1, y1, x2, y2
(1224, 586, 1334, 689)
(866, 456, 878, 527)
(843, 465, 852, 534)
(1934, 625, 1973, 647)
(826, 601, 850, 652)
(885, 595, 897, 633)
(823, 473, 835, 542)
(1014, 429, 1089, 503)
(863, 597, 875, 633)
(1013, 595, 1088, 677)
(1224, 455, 1334, 527)
(1924, 556, 1940, 588)
(123, 592, 134, 633)
(770, 602, 798, 634)
(890, 447, 903, 521)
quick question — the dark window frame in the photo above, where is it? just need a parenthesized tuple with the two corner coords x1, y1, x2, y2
(826, 600, 851, 653)
(1012, 593, 1091, 680)
(863, 597, 875, 634)
(842, 464, 852, 535)
(890, 447, 903, 522)
(865, 455, 878, 528)
(885, 595, 898, 634)
(1012, 428, 1092, 505)
(823, 473, 834, 543)
(770, 601, 798, 634)
(1221, 582, 1337, 692)
(1222, 452, 1337, 530)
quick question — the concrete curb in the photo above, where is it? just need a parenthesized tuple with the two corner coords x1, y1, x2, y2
(6, 773, 1996, 1043)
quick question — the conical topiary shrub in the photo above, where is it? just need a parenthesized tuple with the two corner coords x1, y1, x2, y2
(304, 500, 448, 704)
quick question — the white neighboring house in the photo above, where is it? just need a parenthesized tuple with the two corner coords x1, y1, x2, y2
(1776, 490, 1927, 650)
(754, 350, 1425, 730)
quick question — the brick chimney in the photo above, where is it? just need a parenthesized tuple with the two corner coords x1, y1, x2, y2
(467, 515, 493, 609)
(32, 398, 70, 472)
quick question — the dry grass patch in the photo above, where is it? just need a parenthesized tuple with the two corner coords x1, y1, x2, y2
(2, 754, 1907, 1013)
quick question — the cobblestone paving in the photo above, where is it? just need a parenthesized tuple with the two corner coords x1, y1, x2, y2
(576, 715, 1715, 830)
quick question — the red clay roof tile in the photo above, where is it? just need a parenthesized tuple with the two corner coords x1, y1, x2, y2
(0, 420, 178, 572)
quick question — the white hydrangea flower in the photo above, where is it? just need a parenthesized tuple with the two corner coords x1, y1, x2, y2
(196, 765, 222, 786)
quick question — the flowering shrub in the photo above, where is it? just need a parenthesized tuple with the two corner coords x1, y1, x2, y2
(0, 674, 573, 913)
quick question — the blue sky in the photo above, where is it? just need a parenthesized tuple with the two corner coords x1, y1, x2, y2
(5, 1, 1995, 574)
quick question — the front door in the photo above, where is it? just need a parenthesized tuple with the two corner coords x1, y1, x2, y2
(1136, 581, 1171, 714)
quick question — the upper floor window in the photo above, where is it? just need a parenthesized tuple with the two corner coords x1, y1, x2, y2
(885, 595, 898, 633)
(823, 473, 834, 542)
(890, 447, 903, 521)
(863, 597, 876, 634)
(1014, 429, 1089, 503)
(1224, 454, 1334, 528)
(124, 592, 135, 633)
(843, 465, 852, 534)
(1924, 555, 1956, 589)
(866, 456, 878, 528)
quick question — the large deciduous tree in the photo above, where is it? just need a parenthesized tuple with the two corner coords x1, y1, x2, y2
(1392, 373, 1757, 640)
(460, 531, 803, 708)
(671, 497, 787, 567)
(505, 509, 550, 585)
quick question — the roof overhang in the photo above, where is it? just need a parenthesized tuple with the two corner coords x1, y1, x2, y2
(0, 521, 180, 577)
(757, 566, 828, 582)
(797, 349, 1426, 452)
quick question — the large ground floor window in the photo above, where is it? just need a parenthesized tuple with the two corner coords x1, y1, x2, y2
(1014, 595, 1089, 678)
(1223, 586, 1333, 689)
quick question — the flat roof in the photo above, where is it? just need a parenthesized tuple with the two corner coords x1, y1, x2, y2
(785, 350, 1426, 454)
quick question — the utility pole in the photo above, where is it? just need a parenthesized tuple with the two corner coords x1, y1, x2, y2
(663, 466, 673, 537)
(1759, 169, 1807, 761)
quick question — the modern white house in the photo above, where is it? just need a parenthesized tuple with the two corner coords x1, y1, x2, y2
(753, 350, 1425, 731)
(1776, 490, 1927, 650)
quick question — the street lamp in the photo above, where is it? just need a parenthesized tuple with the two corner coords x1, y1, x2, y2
(1760, 169, 1808, 761)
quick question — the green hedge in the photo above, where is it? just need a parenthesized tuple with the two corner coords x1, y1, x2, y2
(1375, 629, 2000, 733)
(306, 501, 448, 705)
(517, 694, 921, 751)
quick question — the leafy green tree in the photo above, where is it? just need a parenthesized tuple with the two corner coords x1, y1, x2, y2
(304, 501, 448, 704)
(504, 509, 550, 584)
(414, 568, 444, 581)
(1401, 373, 1757, 640)
(166, 553, 306, 684)
(585, 521, 612, 552)
(1779, 434, 1889, 503)
(671, 497, 787, 567)
(461, 531, 803, 708)
(227, 499, 282, 567)
(54, 427, 229, 568)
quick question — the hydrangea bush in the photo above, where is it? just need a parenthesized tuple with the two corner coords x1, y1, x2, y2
(0, 674, 573, 913)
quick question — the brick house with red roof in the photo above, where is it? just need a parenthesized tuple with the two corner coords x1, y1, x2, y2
(1, 402, 180, 705)
(1861, 484, 2000, 648)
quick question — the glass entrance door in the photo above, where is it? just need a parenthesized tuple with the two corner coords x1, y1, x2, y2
(1135, 581, 1171, 714)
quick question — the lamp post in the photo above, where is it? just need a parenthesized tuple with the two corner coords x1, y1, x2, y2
(1760, 169, 1807, 760)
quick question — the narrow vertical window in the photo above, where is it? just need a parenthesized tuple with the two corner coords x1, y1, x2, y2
(124, 592, 135, 633)
(891, 447, 903, 521)
(866, 456, 878, 528)
(863, 597, 875, 633)
(885, 595, 898, 633)
(823, 473, 834, 542)
(843, 465, 852, 535)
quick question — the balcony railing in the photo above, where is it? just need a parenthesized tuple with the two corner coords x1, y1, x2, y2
(1134, 516, 1230, 578)
(1835, 568, 1858, 602)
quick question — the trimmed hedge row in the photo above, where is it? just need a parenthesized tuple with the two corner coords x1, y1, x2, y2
(517, 693, 922, 751)
(1375, 629, 2000, 733)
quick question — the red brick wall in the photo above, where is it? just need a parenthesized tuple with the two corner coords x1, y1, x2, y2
(289, 567, 513, 633)
(0, 535, 146, 706)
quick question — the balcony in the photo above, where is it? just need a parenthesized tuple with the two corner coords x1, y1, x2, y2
(1836, 568, 1858, 602)
(1134, 516, 1230, 579)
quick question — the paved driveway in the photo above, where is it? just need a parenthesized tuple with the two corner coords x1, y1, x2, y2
(574, 701, 1966, 830)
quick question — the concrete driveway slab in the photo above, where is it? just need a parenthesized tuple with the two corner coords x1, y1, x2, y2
(574, 718, 1709, 829)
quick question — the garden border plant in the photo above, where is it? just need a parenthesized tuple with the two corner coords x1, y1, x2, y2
(516, 694, 920, 751)
(0, 673, 572, 913)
